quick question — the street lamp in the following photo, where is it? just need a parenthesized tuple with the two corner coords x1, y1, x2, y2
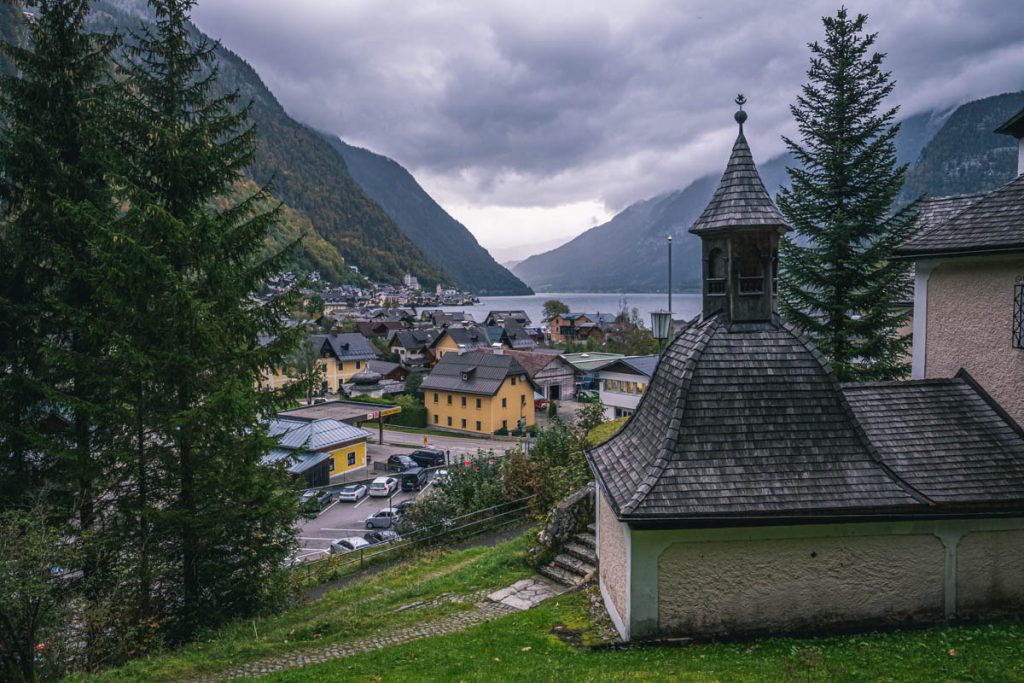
(651, 309, 673, 350)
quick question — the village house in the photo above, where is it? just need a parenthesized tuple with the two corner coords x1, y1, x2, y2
(546, 312, 617, 344)
(388, 328, 440, 369)
(262, 333, 378, 394)
(355, 320, 404, 339)
(500, 321, 537, 350)
(561, 351, 624, 394)
(484, 310, 532, 327)
(501, 349, 576, 402)
(894, 104, 1024, 425)
(422, 350, 537, 434)
(431, 325, 495, 361)
(264, 417, 374, 488)
(595, 354, 659, 420)
(421, 309, 475, 327)
(587, 105, 1024, 643)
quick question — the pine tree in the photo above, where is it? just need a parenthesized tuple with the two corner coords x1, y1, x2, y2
(777, 8, 916, 381)
(110, 0, 304, 640)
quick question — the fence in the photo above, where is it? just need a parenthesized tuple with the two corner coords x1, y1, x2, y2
(293, 494, 536, 588)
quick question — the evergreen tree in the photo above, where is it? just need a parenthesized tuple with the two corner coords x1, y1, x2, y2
(777, 8, 916, 381)
(111, 0, 303, 640)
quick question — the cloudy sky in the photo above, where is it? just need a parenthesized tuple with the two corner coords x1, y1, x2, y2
(192, 0, 1024, 261)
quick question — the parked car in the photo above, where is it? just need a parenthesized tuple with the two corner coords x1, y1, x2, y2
(330, 536, 371, 554)
(400, 467, 428, 492)
(298, 488, 333, 513)
(433, 468, 450, 485)
(393, 499, 415, 515)
(368, 476, 398, 497)
(363, 529, 401, 545)
(365, 507, 400, 529)
(386, 454, 418, 472)
(534, 398, 550, 411)
(336, 483, 367, 502)
(409, 448, 446, 469)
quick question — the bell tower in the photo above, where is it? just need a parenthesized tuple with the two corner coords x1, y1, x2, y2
(689, 95, 790, 323)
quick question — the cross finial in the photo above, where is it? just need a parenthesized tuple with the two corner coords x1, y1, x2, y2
(734, 93, 748, 126)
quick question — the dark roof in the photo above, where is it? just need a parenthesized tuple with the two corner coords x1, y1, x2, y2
(367, 359, 404, 378)
(597, 354, 660, 378)
(502, 321, 536, 349)
(894, 174, 1024, 258)
(842, 373, 1024, 503)
(689, 127, 790, 235)
(995, 105, 1024, 138)
(313, 333, 377, 361)
(421, 350, 536, 396)
(435, 325, 494, 350)
(390, 328, 439, 351)
(502, 349, 572, 379)
(914, 192, 988, 232)
(485, 310, 532, 325)
(554, 312, 617, 324)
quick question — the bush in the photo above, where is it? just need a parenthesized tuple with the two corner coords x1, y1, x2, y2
(494, 426, 508, 436)
(548, 400, 558, 418)
(350, 394, 426, 428)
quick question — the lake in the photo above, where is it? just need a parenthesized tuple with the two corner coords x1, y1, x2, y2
(435, 292, 703, 328)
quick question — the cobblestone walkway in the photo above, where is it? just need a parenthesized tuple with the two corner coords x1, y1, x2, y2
(185, 599, 518, 682)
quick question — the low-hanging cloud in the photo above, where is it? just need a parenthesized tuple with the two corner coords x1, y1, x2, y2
(192, 0, 1024, 248)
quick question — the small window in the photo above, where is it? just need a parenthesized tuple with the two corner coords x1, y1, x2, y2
(475, 421, 481, 431)
(461, 396, 467, 407)
(1015, 281, 1024, 349)
(347, 452, 356, 466)
(511, 376, 517, 386)
(447, 416, 452, 426)
(501, 397, 507, 408)
(476, 398, 481, 409)
(328, 457, 335, 472)
(502, 419, 508, 430)
(433, 414, 438, 424)
(447, 395, 452, 405)
(433, 392, 439, 403)
(461, 418, 467, 428)
(355, 360, 361, 369)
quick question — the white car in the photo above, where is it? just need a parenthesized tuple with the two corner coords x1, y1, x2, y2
(365, 507, 400, 529)
(368, 476, 398, 498)
(336, 483, 368, 502)
(330, 536, 371, 554)
(433, 468, 449, 485)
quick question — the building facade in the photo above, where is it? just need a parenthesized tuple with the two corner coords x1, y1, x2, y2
(423, 351, 537, 434)
(263, 333, 378, 394)
(596, 355, 658, 420)
(265, 418, 373, 488)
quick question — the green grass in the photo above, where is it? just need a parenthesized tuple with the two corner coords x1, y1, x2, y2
(586, 416, 628, 447)
(74, 534, 533, 682)
(247, 592, 1024, 682)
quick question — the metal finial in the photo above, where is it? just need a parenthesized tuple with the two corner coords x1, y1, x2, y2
(734, 93, 748, 126)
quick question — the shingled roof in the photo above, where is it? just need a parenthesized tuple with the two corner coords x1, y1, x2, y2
(313, 333, 377, 362)
(421, 350, 536, 396)
(894, 173, 1024, 258)
(587, 316, 926, 523)
(689, 126, 790, 234)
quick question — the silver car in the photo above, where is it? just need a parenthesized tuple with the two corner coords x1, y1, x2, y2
(368, 476, 397, 498)
(337, 483, 368, 502)
(330, 536, 371, 554)
(365, 507, 400, 529)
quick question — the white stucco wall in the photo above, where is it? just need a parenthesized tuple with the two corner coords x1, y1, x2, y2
(598, 491, 629, 635)
(924, 256, 1024, 425)
(956, 529, 1024, 614)
(656, 534, 944, 635)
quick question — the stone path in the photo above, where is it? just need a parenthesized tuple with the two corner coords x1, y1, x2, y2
(487, 576, 567, 611)
(186, 598, 518, 682)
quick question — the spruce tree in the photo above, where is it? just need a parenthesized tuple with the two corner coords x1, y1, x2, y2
(111, 0, 303, 640)
(777, 8, 916, 381)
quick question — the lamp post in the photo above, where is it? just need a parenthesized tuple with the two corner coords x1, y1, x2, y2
(650, 309, 672, 352)
(667, 235, 672, 316)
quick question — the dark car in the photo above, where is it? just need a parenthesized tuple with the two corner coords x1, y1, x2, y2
(393, 499, 415, 515)
(409, 448, 446, 469)
(363, 529, 401, 545)
(298, 488, 333, 513)
(400, 466, 428, 492)
(386, 454, 418, 472)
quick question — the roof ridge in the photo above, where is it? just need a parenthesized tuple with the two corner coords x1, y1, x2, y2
(779, 319, 935, 507)
(621, 316, 720, 515)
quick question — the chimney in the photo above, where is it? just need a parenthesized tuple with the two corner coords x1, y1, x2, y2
(994, 107, 1024, 176)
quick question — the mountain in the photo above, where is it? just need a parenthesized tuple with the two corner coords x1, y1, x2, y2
(512, 103, 1005, 293)
(898, 91, 1024, 204)
(324, 137, 532, 295)
(58, 0, 448, 286)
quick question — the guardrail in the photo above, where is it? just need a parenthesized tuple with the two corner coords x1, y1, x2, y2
(293, 494, 536, 588)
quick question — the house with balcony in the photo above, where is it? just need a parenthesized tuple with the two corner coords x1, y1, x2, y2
(262, 333, 378, 395)
(388, 328, 440, 369)
(596, 354, 659, 420)
(547, 312, 617, 344)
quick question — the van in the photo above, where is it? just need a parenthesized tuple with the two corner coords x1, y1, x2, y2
(400, 466, 428, 492)
(410, 448, 446, 469)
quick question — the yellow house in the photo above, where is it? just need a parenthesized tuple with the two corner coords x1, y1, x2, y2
(422, 350, 537, 434)
(265, 417, 373, 487)
(430, 325, 495, 363)
(263, 333, 378, 394)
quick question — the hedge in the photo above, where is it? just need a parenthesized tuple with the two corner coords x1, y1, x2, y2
(350, 394, 427, 428)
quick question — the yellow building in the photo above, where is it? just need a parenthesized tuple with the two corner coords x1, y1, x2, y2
(263, 333, 378, 394)
(430, 325, 495, 363)
(422, 350, 537, 434)
(265, 417, 373, 488)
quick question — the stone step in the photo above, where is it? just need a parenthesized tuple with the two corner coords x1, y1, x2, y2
(539, 563, 582, 587)
(574, 531, 596, 549)
(563, 541, 597, 564)
(553, 553, 596, 577)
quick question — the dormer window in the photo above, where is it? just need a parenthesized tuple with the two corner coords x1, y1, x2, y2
(461, 371, 470, 381)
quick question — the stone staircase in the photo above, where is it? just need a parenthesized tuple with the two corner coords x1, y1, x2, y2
(539, 522, 597, 588)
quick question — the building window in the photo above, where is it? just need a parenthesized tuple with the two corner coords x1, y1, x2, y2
(706, 248, 727, 295)
(502, 419, 508, 430)
(355, 360, 362, 369)
(476, 398, 481, 409)
(347, 452, 356, 466)
(511, 376, 517, 386)
(737, 248, 764, 294)
(1015, 281, 1024, 349)
(447, 395, 452, 405)
(447, 416, 452, 426)
(501, 397, 507, 408)
(461, 418, 467, 428)
(475, 421, 481, 431)
(328, 457, 334, 472)
(433, 392, 439, 403)
(433, 414, 438, 424)
(461, 396, 467, 407)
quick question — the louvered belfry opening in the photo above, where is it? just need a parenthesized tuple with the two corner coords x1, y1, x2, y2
(690, 96, 790, 322)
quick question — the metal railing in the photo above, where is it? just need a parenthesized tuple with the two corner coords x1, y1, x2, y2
(293, 494, 536, 587)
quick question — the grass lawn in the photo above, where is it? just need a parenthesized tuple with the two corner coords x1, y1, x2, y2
(250, 592, 1024, 682)
(73, 534, 534, 682)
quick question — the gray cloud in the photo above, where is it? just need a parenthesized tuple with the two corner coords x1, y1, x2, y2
(192, 0, 1024, 215)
